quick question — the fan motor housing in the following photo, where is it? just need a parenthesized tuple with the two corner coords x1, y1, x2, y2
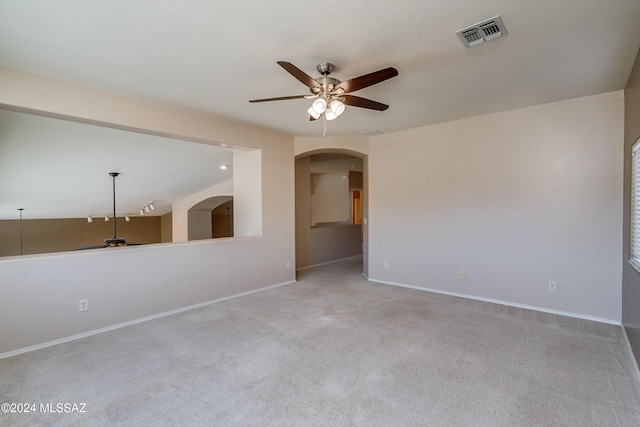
(316, 62, 335, 75)
(311, 76, 341, 94)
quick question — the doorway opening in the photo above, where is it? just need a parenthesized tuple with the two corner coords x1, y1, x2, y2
(295, 151, 367, 274)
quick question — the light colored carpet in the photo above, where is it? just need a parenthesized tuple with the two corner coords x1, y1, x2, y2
(1, 256, 640, 426)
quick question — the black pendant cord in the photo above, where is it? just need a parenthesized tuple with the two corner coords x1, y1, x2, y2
(110, 172, 118, 240)
(105, 172, 126, 246)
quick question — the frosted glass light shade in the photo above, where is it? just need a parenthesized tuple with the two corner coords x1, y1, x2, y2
(311, 98, 327, 114)
(329, 100, 345, 116)
(307, 106, 322, 119)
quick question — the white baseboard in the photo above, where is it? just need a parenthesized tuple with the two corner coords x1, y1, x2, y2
(296, 254, 363, 271)
(0, 280, 296, 360)
(621, 325, 640, 384)
(367, 277, 621, 326)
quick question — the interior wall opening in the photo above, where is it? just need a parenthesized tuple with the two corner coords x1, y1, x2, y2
(295, 151, 367, 272)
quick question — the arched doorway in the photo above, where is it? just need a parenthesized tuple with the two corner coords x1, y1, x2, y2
(295, 149, 368, 275)
(188, 196, 233, 240)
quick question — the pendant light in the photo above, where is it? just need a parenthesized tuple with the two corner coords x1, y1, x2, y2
(104, 172, 126, 246)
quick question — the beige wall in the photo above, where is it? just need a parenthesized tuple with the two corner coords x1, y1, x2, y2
(311, 172, 351, 226)
(0, 61, 630, 357)
(369, 91, 623, 322)
(0, 216, 161, 256)
(160, 212, 172, 243)
(0, 67, 295, 356)
(622, 47, 640, 368)
(212, 200, 234, 238)
(294, 136, 369, 157)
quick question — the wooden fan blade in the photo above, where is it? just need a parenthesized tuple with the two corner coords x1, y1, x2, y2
(335, 67, 398, 93)
(249, 95, 308, 103)
(342, 95, 389, 111)
(277, 61, 321, 89)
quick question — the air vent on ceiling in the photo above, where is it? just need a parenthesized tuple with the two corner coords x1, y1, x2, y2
(456, 15, 507, 48)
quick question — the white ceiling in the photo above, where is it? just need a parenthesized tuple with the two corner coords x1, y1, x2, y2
(0, 0, 639, 219)
(0, 109, 234, 219)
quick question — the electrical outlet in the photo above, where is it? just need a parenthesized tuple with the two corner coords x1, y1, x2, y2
(286, 261, 291, 269)
(79, 299, 88, 311)
(548, 281, 557, 291)
(459, 270, 466, 279)
(384, 261, 390, 269)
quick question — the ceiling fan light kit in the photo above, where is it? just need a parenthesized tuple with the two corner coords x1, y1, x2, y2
(249, 61, 398, 125)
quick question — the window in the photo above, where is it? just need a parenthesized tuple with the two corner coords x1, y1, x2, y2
(631, 139, 640, 269)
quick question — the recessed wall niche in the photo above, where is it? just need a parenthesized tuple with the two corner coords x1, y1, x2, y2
(309, 153, 363, 227)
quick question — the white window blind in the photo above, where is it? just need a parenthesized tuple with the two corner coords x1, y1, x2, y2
(631, 140, 640, 265)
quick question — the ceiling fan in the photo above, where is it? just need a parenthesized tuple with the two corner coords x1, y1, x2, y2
(76, 172, 140, 250)
(249, 61, 398, 121)
(103, 172, 126, 247)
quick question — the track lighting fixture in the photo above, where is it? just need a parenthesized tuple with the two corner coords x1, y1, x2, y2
(140, 201, 156, 215)
(89, 199, 156, 220)
(88, 213, 134, 222)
